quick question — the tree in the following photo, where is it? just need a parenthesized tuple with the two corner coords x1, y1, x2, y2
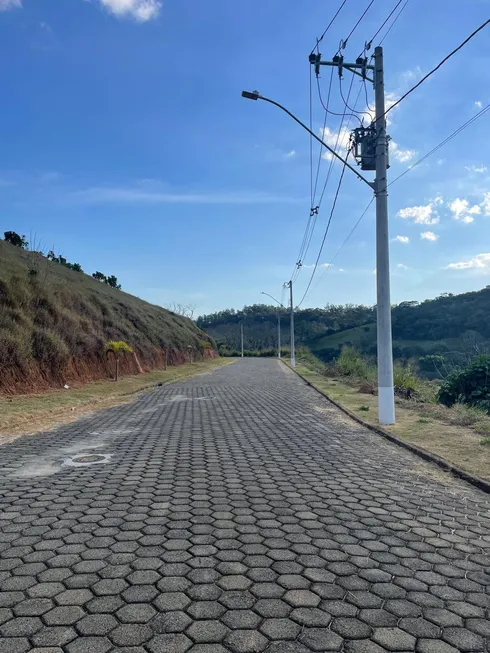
(92, 271, 106, 282)
(105, 340, 133, 381)
(105, 275, 121, 290)
(4, 231, 28, 249)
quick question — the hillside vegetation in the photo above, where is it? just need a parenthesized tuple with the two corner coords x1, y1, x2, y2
(198, 288, 490, 373)
(0, 240, 215, 394)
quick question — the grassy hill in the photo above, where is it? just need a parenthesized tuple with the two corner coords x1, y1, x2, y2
(198, 288, 490, 371)
(0, 240, 215, 394)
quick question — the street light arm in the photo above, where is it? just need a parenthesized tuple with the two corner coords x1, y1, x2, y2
(261, 291, 283, 307)
(242, 91, 373, 189)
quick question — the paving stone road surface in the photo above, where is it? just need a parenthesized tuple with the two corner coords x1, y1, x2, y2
(0, 359, 489, 653)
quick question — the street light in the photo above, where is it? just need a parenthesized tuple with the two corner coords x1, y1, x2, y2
(261, 292, 283, 359)
(242, 58, 395, 424)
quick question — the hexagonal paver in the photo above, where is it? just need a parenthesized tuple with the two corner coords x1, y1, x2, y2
(76, 613, 118, 636)
(109, 623, 153, 646)
(43, 606, 85, 626)
(154, 592, 190, 611)
(254, 599, 291, 618)
(0, 616, 43, 637)
(65, 637, 112, 653)
(442, 627, 484, 651)
(331, 617, 372, 639)
(260, 618, 301, 640)
(225, 629, 269, 653)
(150, 611, 193, 633)
(116, 602, 157, 624)
(299, 627, 343, 651)
(221, 610, 262, 630)
(186, 619, 229, 643)
(372, 627, 416, 651)
(146, 633, 192, 652)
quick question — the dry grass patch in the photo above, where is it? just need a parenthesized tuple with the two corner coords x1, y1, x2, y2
(0, 358, 232, 444)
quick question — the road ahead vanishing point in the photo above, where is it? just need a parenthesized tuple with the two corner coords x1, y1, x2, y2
(0, 359, 489, 653)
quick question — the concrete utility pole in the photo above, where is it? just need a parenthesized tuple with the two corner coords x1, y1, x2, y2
(240, 323, 244, 358)
(286, 281, 295, 369)
(373, 46, 395, 425)
(261, 291, 283, 359)
(242, 45, 396, 424)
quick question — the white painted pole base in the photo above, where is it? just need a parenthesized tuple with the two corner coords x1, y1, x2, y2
(379, 386, 395, 425)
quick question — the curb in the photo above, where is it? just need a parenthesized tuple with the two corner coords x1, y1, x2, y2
(283, 360, 490, 496)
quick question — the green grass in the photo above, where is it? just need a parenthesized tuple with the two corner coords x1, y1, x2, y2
(309, 322, 460, 357)
(0, 240, 215, 390)
(480, 437, 490, 445)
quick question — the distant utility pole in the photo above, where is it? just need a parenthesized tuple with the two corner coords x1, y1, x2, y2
(240, 323, 244, 358)
(242, 45, 395, 424)
(285, 280, 295, 368)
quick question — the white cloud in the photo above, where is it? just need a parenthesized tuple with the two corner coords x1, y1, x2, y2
(482, 192, 490, 216)
(320, 126, 351, 160)
(71, 186, 302, 205)
(421, 231, 438, 241)
(447, 253, 490, 270)
(284, 150, 296, 158)
(465, 164, 487, 174)
(97, 0, 161, 21)
(475, 100, 483, 109)
(0, 0, 21, 10)
(397, 263, 408, 269)
(393, 235, 410, 244)
(447, 197, 481, 224)
(397, 199, 440, 225)
(302, 263, 332, 270)
(390, 141, 416, 163)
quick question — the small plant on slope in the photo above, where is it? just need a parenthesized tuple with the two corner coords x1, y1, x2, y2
(105, 340, 133, 381)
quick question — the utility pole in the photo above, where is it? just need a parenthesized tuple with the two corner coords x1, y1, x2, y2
(277, 310, 281, 359)
(286, 280, 295, 368)
(374, 46, 395, 425)
(240, 323, 244, 358)
(242, 44, 395, 423)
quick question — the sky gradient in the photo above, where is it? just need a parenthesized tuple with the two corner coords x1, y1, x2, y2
(1, 0, 489, 315)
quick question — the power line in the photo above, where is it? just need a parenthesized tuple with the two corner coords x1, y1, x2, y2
(312, 0, 348, 55)
(297, 157, 348, 307)
(386, 18, 490, 117)
(305, 102, 490, 300)
(340, 0, 376, 51)
(363, 0, 404, 51)
(317, 70, 362, 124)
(313, 68, 334, 203)
(298, 77, 362, 277)
(339, 76, 372, 120)
(308, 198, 374, 299)
(379, 0, 410, 45)
(389, 101, 490, 185)
(291, 71, 357, 283)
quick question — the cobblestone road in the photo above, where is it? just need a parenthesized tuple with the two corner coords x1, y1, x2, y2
(0, 359, 489, 653)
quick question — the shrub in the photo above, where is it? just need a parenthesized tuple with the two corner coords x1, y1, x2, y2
(437, 354, 490, 411)
(31, 328, 70, 368)
(337, 346, 374, 380)
(4, 231, 28, 249)
(393, 361, 419, 399)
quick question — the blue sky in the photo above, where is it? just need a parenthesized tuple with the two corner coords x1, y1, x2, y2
(0, 0, 489, 316)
